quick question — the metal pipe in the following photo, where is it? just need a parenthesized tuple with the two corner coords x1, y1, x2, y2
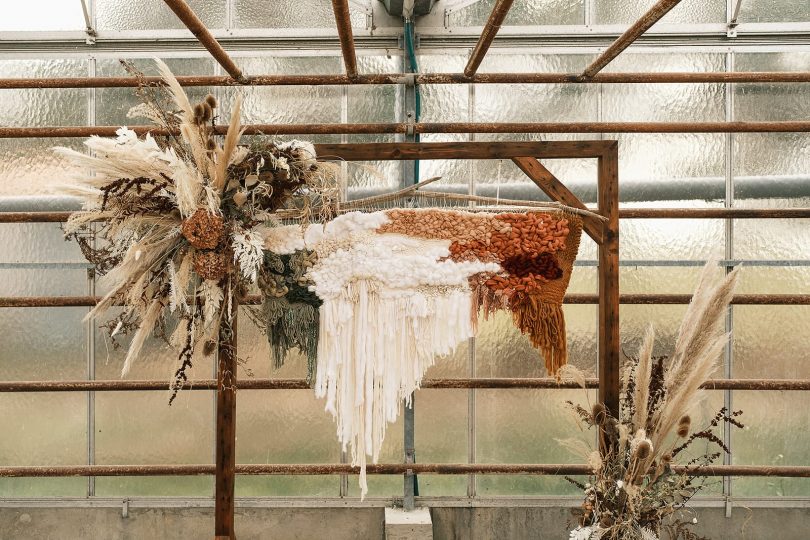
(463, 0, 515, 77)
(2, 463, 810, 478)
(161, 0, 243, 80)
(3, 294, 808, 308)
(2, 72, 810, 89)
(331, 0, 359, 79)
(2, 121, 810, 139)
(4, 208, 810, 224)
(582, 0, 684, 78)
(3, 377, 810, 393)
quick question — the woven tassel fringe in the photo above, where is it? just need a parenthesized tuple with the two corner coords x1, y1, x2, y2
(510, 295, 568, 375)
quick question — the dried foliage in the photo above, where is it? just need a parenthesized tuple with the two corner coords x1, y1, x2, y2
(564, 259, 743, 540)
(56, 60, 335, 398)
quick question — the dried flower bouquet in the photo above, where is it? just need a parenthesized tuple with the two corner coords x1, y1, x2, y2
(564, 260, 743, 540)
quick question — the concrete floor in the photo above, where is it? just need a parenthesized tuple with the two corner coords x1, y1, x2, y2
(0, 505, 808, 539)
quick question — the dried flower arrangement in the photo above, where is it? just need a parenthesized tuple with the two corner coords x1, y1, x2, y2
(56, 60, 332, 400)
(563, 260, 743, 540)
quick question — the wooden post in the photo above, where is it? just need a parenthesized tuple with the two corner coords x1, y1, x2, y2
(597, 143, 620, 419)
(215, 285, 238, 539)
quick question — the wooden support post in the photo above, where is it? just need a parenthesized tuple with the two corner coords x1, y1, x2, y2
(214, 288, 238, 539)
(597, 143, 620, 419)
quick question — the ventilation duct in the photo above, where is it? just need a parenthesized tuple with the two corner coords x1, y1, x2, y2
(380, 0, 437, 17)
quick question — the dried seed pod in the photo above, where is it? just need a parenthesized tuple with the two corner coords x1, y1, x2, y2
(591, 402, 607, 425)
(201, 101, 213, 122)
(203, 339, 217, 356)
(677, 415, 691, 438)
(193, 103, 206, 124)
(205, 94, 217, 109)
(635, 440, 652, 460)
(233, 191, 248, 207)
(206, 138, 217, 151)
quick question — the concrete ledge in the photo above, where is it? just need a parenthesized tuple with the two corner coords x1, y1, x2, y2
(385, 507, 432, 539)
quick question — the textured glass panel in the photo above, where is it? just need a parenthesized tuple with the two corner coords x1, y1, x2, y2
(620, 266, 709, 294)
(447, 0, 584, 26)
(0, 393, 86, 496)
(620, 219, 724, 260)
(0, 222, 85, 264)
(734, 392, 810, 496)
(423, 339, 470, 378)
(734, 306, 810, 379)
(620, 305, 692, 362)
(346, 415, 404, 497)
(414, 390, 468, 495)
(234, 0, 367, 28)
(224, 57, 342, 144)
(737, 0, 810, 22)
(735, 266, 810, 295)
(96, 57, 216, 127)
(94, 316, 213, 496)
(476, 389, 593, 495)
(593, 0, 725, 24)
(96, 0, 226, 30)
(0, 0, 86, 31)
(0, 60, 89, 196)
(236, 309, 338, 496)
(733, 54, 810, 199)
(347, 55, 401, 190)
(476, 306, 597, 377)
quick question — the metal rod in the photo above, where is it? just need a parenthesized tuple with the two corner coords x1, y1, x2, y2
(4, 208, 810, 224)
(4, 378, 810, 392)
(2, 463, 810, 478)
(463, 0, 515, 77)
(331, 0, 358, 79)
(161, 0, 243, 80)
(3, 121, 810, 139)
(3, 294, 808, 308)
(3, 72, 810, 89)
(582, 0, 683, 78)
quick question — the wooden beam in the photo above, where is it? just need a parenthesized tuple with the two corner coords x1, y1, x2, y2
(316, 141, 616, 161)
(5, 71, 810, 89)
(162, 0, 243, 81)
(4, 121, 810, 139)
(597, 142, 620, 419)
(582, 0, 683, 78)
(214, 294, 237, 539)
(331, 0, 358, 79)
(512, 156, 604, 243)
(463, 0, 515, 77)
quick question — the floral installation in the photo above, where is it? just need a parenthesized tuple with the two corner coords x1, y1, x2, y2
(56, 59, 333, 401)
(56, 60, 590, 497)
(562, 259, 743, 540)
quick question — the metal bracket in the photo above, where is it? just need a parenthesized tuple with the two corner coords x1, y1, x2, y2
(405, 112, 416, 137)
(121, 498, 130, 519)
(725, 496, 733, 518)
(726, 24, 738, 38)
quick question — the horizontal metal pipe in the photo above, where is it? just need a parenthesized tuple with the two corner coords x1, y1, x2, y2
(2, 121, 810, 139)
(2, 378, 809, 393)
(2, 72, 810, 89)
(3, 294, 808, 308)
(1, 463, 809, 478)
(4, 208, 810, 224)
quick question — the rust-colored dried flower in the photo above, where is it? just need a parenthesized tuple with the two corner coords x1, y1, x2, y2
(193, 250, 229, 281)
(181, 209, 224, 250)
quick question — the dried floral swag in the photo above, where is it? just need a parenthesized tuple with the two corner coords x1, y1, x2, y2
(563, 260, 743, 540)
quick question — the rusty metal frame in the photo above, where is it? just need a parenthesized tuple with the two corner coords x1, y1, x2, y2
(463, 0, 515, 77)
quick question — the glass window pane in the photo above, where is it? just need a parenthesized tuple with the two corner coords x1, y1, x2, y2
(445, 0, 584, 26)
(737, 0, 810, 23)
(414, 390, 468, 496)
(234, 0, 367, 29)
(0, 59, 89, 196)
(593, 0, 725, 24)
(0, 0, 86, 31)
(96, 0, 226, 31)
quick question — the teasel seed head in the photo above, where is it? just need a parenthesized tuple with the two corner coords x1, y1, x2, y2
(205, 94, 217, 109)
(193, 103, 206, 124)
(661, 452, 672, 465)
(203, 339, 217, 356)
(201, 101, 213, 122)
(206, 138, 217, 152)
(635, 440, 652, 460)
